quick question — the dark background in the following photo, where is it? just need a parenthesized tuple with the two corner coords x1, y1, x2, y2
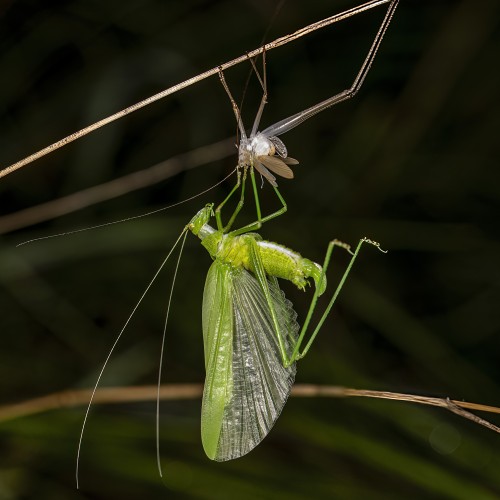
(1, 0, 500, 498)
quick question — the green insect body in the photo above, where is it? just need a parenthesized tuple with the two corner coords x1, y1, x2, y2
(188, 205, 327, 461)
(194, 207, 326, 295)
(75, 192, 378, 483)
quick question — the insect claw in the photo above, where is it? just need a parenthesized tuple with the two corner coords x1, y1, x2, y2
(331, 239, 352, 255)
(361, 237, 387, 253)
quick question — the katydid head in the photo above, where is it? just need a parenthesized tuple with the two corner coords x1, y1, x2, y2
(188, 204, 221, 256)
(188, 204, 214, 236)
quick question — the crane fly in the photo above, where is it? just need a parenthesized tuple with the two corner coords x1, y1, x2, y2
(215, 0, 399, 232)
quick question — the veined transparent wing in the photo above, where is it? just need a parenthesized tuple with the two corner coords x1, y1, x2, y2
(201, 261, 299, 461)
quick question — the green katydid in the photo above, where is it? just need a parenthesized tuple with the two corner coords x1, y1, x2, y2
(185, 169, 383, 461)
(75, 168, 383, 480)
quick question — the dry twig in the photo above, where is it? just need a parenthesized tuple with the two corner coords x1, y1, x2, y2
(1, 384, 499, 434)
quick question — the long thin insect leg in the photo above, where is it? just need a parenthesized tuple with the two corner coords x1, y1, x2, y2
(289, 238, 386, 363)
(215, 169, 248, 232)
(216, 136, 287, 235)
(229, 168, 286, 236)
(261, 185, 287, 225)
(222, 170, 248, 232)
(249, 49, 268, 138)
(262, 0, 399, 138)
(218, 68, 247, 140)
(247, 238, 290, 366)
(287, 239, 351, 363)
(156, 229, 188, 477)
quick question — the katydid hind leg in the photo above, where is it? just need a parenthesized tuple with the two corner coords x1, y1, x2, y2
(247, 237, 294, 367)
(291, 238, 383, 361)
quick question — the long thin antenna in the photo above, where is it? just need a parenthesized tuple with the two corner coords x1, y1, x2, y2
(15, 168, 236, 246)
(156, 230, 188, 478)
(75, 227, 188, 489)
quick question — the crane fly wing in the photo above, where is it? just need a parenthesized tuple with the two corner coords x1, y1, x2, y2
(201, 262, 298, 461)
(257, 155, 294, 179)
(282, 157, 299, 165)
(254, 160, 277, 187)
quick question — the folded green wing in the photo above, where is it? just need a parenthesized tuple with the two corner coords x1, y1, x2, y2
(201, 261, 299, 461)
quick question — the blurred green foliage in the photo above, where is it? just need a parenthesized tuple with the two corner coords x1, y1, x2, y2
(1, 0, 500, 498)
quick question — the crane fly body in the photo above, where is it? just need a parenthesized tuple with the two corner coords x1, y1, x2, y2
(237, 127, 299, 187)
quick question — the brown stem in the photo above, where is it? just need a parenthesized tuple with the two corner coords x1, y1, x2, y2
(1, 384, 499, 434)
